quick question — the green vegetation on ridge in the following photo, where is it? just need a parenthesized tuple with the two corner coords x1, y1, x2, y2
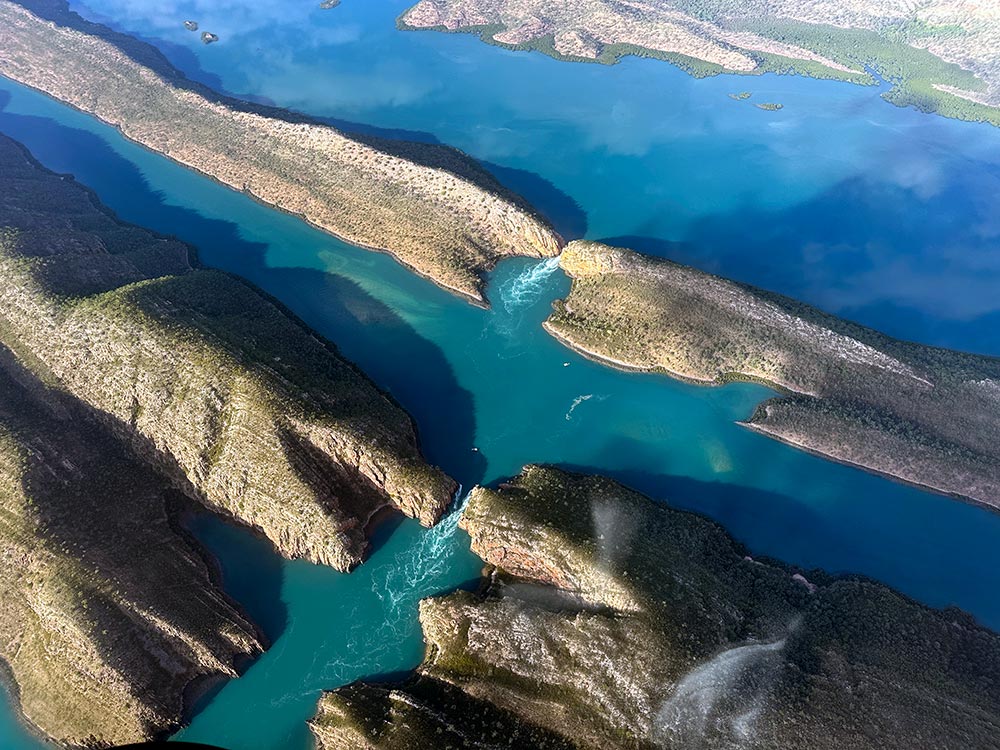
(545, 240, 1000, 510)
(313, 466, 1000, 750)
(0, 131, 456, 572)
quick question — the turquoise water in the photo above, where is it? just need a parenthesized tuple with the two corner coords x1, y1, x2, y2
(73, 0, 1000, 354)
(0, 2, 999, 747)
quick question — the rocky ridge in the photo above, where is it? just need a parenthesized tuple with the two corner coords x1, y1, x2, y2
(0, 132, 456, 570)
(312, 466, 1000, 749)
(545, 240, 1000, 510)
(0, 0, 563, 305)
(0, 344, 263, 747)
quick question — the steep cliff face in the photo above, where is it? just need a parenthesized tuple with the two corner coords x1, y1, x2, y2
(547, 240, 1000, 509)
(0, 346, 263, 747)
(0, 134, 456, 570)
(0, 0, 563, 305)
(314, 466, 1000, 750)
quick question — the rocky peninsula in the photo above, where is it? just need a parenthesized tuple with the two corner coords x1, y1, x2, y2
(312, 466, 1000, 749)
(0, 346, 263, 746)
(401, 0, 1000, 125)
(0, 132, 456, 570)
(545, 240, 1000, 510)
(0, 0, 562, 305)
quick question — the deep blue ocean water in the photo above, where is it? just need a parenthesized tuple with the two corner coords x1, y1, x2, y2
(0, 1, 999, 747)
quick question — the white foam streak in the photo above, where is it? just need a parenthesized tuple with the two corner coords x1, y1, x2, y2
(370, 485, 468, 639)
(498, 256, 562, 314)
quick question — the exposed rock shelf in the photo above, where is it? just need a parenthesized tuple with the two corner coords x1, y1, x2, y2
(0, 0, 563, 305)
(0, 132, 456, 570)
(313, 466, 1000, 749)
(545, 240, 1000, 510)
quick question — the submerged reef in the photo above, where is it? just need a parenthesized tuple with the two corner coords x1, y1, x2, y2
(313, 466, 1000, 749)
(545, 240, 1000, 510)
(400, 0, 1000, 125)
(0, 0, 562, 305)
(0, 132, 455, 570)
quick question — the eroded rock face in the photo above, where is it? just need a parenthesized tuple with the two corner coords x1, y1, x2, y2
(547, 240, 1000, 510)
(0, 133, 456, 570)
(0, 0, 562, 305)
(0, 346, 263, 747)
(313, 466, 1000, 750)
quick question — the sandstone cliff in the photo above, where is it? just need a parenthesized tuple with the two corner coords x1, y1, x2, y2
(546, 240, 1000, 510)
(0, 133, 455, 570)
(0, 345, 263, 747)
(0, 0, 562, 305)
(313, 466, 1000, 749)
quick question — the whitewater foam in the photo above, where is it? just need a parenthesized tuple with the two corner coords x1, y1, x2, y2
(370, 485, 468, 639)
(498, 255, 562, 315)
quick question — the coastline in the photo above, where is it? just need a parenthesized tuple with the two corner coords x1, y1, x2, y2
(739, 416, 990, 513)
(543, 307, 994, 512)
(0, 72, 500, 309)
(396, 8, 1000, 127)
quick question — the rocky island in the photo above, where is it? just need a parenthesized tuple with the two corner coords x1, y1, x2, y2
(545, 240, 1000, 510)
(0, 131, 456, 571)
(312, 466, 1000, 749)
(400, 0, 1000, 125)
(0, 0, 562, 305)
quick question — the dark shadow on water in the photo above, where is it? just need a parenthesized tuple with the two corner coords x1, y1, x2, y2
(357, 670, 420, 685)
(453, 576, 484, 594)
(185, 513, 288, 644)
(367, 514, 405, 559)
(482, 160, 587, 240)
(553, 458, 847, 573)
(599, 146, 1000, 358)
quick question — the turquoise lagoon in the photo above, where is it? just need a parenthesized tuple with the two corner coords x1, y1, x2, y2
(0, 1, 999, 747)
